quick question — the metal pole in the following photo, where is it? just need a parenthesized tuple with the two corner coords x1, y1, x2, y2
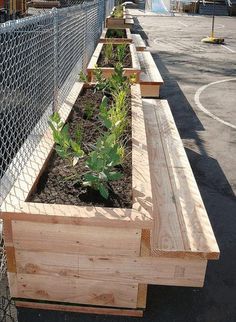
(211, 0, 216, 38)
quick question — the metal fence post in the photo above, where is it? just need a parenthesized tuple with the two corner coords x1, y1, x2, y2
(53, 8, 59, 113)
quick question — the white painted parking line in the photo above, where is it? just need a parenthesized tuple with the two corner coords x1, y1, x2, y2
(194, 79, 236, 130)
(221, 45, 236, 53)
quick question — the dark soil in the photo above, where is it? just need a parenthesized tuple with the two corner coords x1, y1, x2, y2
(106, 29, 126, 38)
(29, 88, 132, 208)
(97, 44, 132, 68)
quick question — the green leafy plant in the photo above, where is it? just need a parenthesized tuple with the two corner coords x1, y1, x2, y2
(116, 44, 126, 64)
(99, 91, 128, 141)
(79, 70, 89, 83)
(112, 5, 123, 18)
(83, 133, 123, 199)
(49, 112, 84, 167)
(84, 102, 95, 120)
(50, 64, 131, 200)
(107, 29, 125, 38)
(104, 43, 113, 65)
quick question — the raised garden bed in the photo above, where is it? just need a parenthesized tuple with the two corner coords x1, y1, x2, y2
(0, 79, 154, 315)
(87, 43, 140, 82)
(106, 6, 134, 29)
(1, 81, 220, 317)
(99, 28, 132, 44)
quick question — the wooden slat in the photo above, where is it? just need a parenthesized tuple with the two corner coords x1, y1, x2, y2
(8, 272, 18, 297)
(16, 274, 138, 308)
(3, 219, 13, 245)
(125, 18, 134, 25)
(12, 221, 141, 256)
(132, 84, 153, 219)
(5, 246, 16, 273)
(138, 51, 164, 84)
(15, 250, 207, 287)
(15, 300, 144, 317)
(143, 99, 220, 260)
(137, 284, 148, 309)
(131, 34, 146, 51)
(143, 101, 185, 254)
(1, 205, 152, 229)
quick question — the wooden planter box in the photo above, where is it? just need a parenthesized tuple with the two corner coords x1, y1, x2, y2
(99, 28, 132, 44)
(106, 6, 133, 29)
(1, 83, 153, 316)
(1, 83, 219, 316)
(87, 43, 141, 82)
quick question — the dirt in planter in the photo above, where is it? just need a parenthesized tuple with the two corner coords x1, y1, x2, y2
(106, 29, 126, 38)
(29, 88, 132, 208)
(97, 44, 132, 68)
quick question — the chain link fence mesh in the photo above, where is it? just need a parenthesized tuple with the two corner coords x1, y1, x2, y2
(0, 0, 114, 319)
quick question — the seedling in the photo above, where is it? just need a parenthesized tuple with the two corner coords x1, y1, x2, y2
(49, 112, 84, 167)
(84, 102, 95, 120)
(104, 43, 113, 65)
(116, 44, 126, 64)
(83, 133, 123, 199)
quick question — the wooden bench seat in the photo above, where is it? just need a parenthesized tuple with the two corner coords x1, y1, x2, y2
(131, 34, 146, 51)
(138, 51, 164, 98)
(143, 99, 220, 260)
(125, 18, 134, 26)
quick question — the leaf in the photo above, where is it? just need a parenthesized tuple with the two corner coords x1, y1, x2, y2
(84, 173, 99, 183)
(55, 145, 69, 159)
(50, 112, 61, 124)
(98, 183, 109, 199)
(107, 171, 123, 181)
(70, 140, 84, 158)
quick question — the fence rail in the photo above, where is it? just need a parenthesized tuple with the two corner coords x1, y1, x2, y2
(0, 0, 114, 281)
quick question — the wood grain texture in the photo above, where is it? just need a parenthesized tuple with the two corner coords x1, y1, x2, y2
(15, 249, 207, 287)
(143, 99, 220, 260)
(15, 300, 144, 317)
(7, 272, 18, 297)
(16, 274, 138, 308)
(132, 84, 153, 221)
(3, 219, 13, 245)
(138, 51, 164, 84)
(12, 221, 141, 256)
(131, 34, 146, 51)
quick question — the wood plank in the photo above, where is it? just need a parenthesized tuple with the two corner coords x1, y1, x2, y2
(7, 272, 18, 297)
(3, 219, 13, 245)
(137, 284, 148, 309)
(143, 100, 185, 255)
(143, 99, 220, 260)
(15, 249, 207, 287)
(125, 18, 134, 25)
(5, 246, 16, 273)
(0, 205, 152, 229)
(138, 51, 164, 84)
(132, 84, 153, 220)
(141, 84, 160, 98)
(16, 274, 138, 308)
(131, 34, 146, 51)
(12, 221, 141, 256)
(15, 300, 143, 317)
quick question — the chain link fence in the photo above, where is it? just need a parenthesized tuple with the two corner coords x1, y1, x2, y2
(0, 0, 114, 319)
